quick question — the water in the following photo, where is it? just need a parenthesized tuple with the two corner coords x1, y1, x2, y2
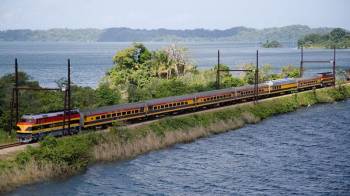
(8, 100, 350, 195)
(1, 42, 349, 88)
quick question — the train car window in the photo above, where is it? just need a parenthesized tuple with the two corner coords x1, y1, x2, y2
(112, 113, 116, 117)
(122, 112, 126, 115)
(165, 104, 168, 108)
(107, 114, 111, 118)
(127, 111, 131, 115)
(96, 116, 101, 120)
(101, 115, 106, 119)
(161, 105, 164, 109)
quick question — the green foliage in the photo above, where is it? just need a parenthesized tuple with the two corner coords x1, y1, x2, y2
(112, 43, 151, 70)
(96, 83, 121, 106)
(109, 127, 133, 142)
(211, 64, 245, 88)
(0, 129, 16, 145)
(262, 40, 282, 48)
(281, 65, 300, 78)
(15, 136, 92, 169)
(298, 28, 350, 48)
(241, 63, 277, 84)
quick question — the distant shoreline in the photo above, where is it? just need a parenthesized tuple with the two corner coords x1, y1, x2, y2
(0, 25, 335, 43)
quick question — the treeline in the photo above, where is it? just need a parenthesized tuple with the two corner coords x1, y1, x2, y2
(0, 25, 334, 42)
(298, 28, 350, 48)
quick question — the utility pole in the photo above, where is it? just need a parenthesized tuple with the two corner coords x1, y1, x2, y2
(68, 59, 71, 133)
(9, 58, 19, 133)
(333, 47, 336, 86)
(255, 50, 259, 103)
(15, 58, 19, 124)
(215, 50, 258, 103)
(217, 50, 220, 89)
(300, 46, 303, 77)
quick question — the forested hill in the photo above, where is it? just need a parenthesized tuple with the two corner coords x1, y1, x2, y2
(0, 25, 336, 42)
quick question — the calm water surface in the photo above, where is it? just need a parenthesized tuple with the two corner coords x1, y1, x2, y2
(1, 42, 349, 87)
(8, 100, 350, 195)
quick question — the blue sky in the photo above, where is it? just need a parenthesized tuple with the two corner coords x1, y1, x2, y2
(0, 0, 349, 30)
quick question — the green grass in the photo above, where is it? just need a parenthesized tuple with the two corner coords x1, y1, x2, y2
(0, 130, 16, 145)
(0, 84, 349, 193)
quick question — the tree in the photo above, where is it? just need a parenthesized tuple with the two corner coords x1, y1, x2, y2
(164, 44, 195, 77)
(262, 40, 282, 48)
(112, 43, 151, 70)
(281, 65, 300, 78)
(96, 83, 121, 106)
(330, 28, 346, 42)
(241, 63, 273, 84)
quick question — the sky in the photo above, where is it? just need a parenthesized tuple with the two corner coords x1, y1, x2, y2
(0, 0, 349, 30)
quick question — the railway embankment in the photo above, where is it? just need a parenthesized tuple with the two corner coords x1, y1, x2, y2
(0, 84, 350, 193)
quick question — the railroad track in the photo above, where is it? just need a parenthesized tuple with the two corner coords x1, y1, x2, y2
(0, 142, 22, 150)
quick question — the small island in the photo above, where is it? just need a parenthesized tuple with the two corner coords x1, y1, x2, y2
(262, 40, 282, 48)
(298, 28, 350, 48)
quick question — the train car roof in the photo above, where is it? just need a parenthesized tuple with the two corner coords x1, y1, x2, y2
(21, 111, 64, 120)
(21, 109, 79, 120)
(266, 78, 297, 86)
(81, 102, 147, 116)
(296, 75, 320, 81)
(81, 81, 272, 116)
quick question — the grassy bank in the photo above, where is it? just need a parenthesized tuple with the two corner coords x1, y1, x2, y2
(1, 84, 350, 193)
(0, 130, 16, 145)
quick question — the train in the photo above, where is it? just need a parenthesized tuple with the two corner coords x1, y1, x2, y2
(16, 72, 335, 143)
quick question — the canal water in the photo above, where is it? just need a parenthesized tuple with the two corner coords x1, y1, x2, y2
(1, 42, 350, 88)
(8, 100, 350, 195)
